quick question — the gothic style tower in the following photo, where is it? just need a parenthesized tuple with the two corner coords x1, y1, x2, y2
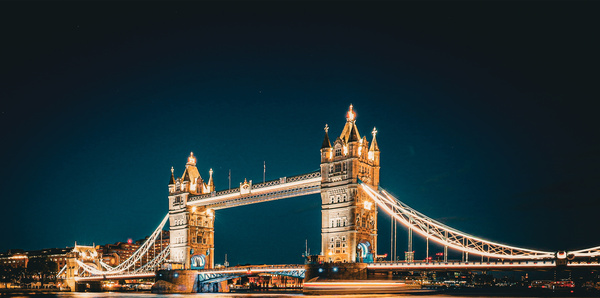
(168, 152, 215, 269)
(320, 105, 380, 263)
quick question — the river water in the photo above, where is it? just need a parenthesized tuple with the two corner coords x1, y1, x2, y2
(0, 292, 583, 298)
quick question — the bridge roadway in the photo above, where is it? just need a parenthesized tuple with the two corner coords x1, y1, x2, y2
(187, 171, 321, 209)
(366, 260, 600, 271)
(73, 260, 600, 282)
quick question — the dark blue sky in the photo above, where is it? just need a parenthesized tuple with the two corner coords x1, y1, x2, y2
(1, 3, 599, 265)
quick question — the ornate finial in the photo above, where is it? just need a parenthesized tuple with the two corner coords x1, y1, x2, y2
(372, 127, 377, 137)
(324, 124, 329, 133)
(171, 167, 174, 174)
(209, 168, 213, 176)
(187, 152, 196, 165)
(346, 104, 356, 122)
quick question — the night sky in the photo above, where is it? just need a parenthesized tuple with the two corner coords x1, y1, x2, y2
(2, 3, 600, 266)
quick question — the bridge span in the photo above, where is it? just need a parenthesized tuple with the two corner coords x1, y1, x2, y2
(187, 171, 321, 210)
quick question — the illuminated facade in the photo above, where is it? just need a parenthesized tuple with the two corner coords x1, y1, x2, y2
(168, 153, 215, 269)
(320, 105, 380, 262)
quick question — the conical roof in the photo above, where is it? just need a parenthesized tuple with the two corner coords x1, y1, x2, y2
(169, 167, 175, 185)
(321, 124, 332, 149)
(370, 127, 379, 151)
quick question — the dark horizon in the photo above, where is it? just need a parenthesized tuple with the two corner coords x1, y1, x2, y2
(1, 2, 600, 266)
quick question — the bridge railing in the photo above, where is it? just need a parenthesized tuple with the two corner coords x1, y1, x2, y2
(368, 260, 556, 266)
(188, 171, 321, 202)
(194, 264, 305, 273)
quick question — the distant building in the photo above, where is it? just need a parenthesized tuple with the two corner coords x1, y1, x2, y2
(0, 247, 71, 270)
(96, 230, 169, 266)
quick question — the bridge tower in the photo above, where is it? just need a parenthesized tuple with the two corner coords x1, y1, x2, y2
(168, 152, 215, 270)
(64, 244, 101, 291)
(320, 105, 380, 263)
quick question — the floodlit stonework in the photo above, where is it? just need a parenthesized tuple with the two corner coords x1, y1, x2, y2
(168, 153, 215, 269)
(320, 105, 380, 263)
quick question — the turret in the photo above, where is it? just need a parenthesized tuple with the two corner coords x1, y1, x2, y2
(168, 167, 176, 194)
(321, 124, 332, 163)
(206, 168, 215, 193)
(368, 127, 380, 166)
(367, 127, 380, 186)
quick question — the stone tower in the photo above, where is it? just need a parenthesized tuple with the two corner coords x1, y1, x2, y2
(168, 152, 215, 269)
(320, 105, 380, 263)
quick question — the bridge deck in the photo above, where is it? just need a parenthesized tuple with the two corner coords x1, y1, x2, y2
(75, 260, 600, 281)
(187, 171, 321, 209)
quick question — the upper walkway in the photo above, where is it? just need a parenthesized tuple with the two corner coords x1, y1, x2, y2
(187, 171, 321, 209)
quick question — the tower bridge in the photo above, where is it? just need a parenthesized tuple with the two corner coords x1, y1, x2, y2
(59, 105, 600, 292)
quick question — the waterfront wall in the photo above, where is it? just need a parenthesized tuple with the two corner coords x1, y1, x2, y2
(305, 263, 368, 281)
(152, 270, 228, 293)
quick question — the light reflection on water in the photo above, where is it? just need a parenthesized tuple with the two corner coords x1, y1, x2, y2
(0, 293, 563, 298)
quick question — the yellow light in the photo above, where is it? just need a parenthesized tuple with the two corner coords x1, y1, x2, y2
(343, 146, 348, 155)
(206, 209, 213, 216)
(347, 104, 356, 121)
(192, 206, 197, 212)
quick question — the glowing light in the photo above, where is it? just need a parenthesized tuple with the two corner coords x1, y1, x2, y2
(363, 201, 373, 210)
(368, 151, 374, 160)
(332, 267, 339, 272)
(9, 255, 27, 259)
(343, 146, 348, 155)
(187, 152, 196, 165)
(346, 104, 356, 121)
(206, 209, 213, 217)
(127, 238, 133, 244)
(192, 206, 197, 212)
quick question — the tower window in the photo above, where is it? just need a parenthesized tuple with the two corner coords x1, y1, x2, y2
(335, 163, 341, 172)
(335, 148, 342, 156)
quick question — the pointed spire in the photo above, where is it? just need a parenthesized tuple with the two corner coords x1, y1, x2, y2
(208, 168, 214, 189)
(348, 123, 359, 142)
(169, 167, 175, 185)
(321, 124, 332, 149)
(340, 104, 360, 142)
(370, 127, 379, 151)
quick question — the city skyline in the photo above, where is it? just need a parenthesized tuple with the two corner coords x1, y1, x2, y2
(1, 3, 599, 266)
